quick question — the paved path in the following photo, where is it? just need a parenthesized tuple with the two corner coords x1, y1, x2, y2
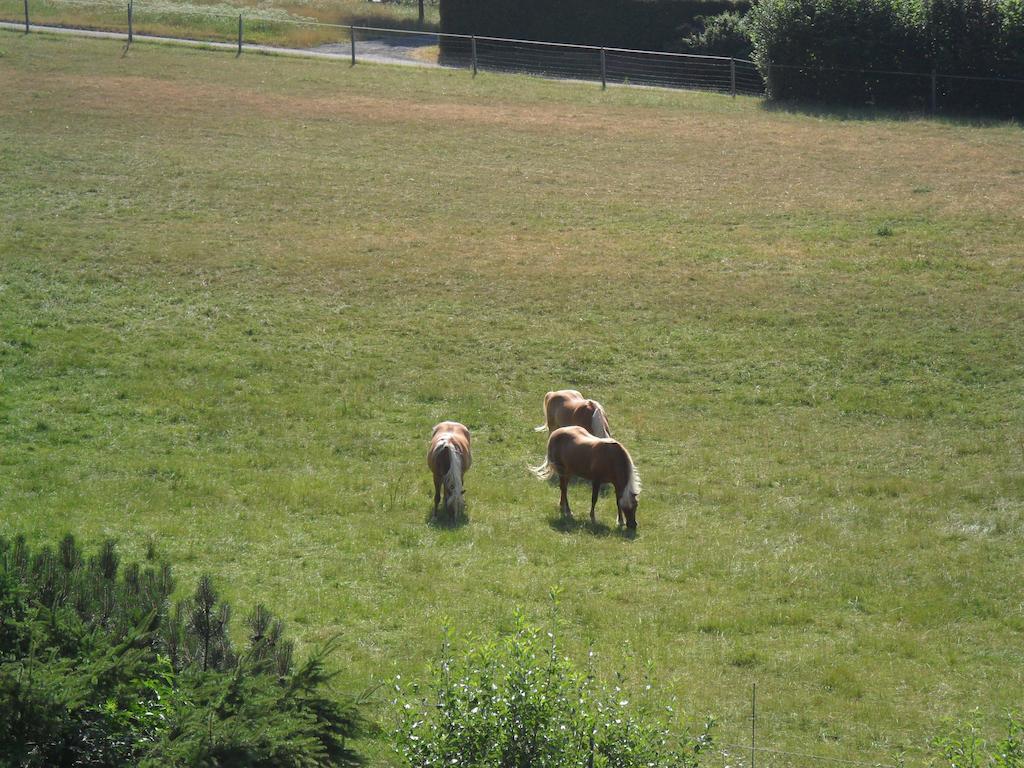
(314, 32, 439, 67)
(0, 21, 439, 67)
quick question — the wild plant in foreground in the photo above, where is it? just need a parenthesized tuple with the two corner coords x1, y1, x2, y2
(393, 606, 714, 768)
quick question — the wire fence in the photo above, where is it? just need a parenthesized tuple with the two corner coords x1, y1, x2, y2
(701, 684, 913, 768)
(1, 0, 763, 96)
(4, 0, 1023, 113)
(765, 60, 1024, 117)
(713, 742, 901, 768)
(437, 34, 763, 95)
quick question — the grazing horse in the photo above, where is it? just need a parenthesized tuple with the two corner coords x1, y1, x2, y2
(532, 426, 640, 529)
(534, 389, 612, 438)
(427, 421, 472, 518)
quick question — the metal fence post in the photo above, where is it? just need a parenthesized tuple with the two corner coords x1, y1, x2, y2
(350, 25, 355, 65)
(417, 0, 424, 28)
(930, 68, 937, 113)
(23, 0, 29, 33)
(237, 14, 242, 56)
(127, 0, 132, 45)
(730, 57, 736, 98)
(751, 683, 756, 768)
(600, 47, 607, 90)
(471, 35, 477, 76)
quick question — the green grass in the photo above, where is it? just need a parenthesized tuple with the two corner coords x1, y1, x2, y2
(1, 31, 1023, 766)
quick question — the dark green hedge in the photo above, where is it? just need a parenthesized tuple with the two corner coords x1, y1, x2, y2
(440, 0, 751, 51)
(748, 0, 1024, 116)
(0, 535, 366, 768)
(680, 10, 754, 58)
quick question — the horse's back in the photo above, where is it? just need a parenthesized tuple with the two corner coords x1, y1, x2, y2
(548, 425, 601, 463)
(544, 390, 585, 416)
(548, 426, 625, 481)
(544, 390, 588, 431)
(430, 421, 471, 471)
(545, 389, 584, 408)
(542, 390, 610, 437)
(432, 420, 469, 439)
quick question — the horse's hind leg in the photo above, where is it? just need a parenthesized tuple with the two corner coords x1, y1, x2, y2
(590, 481, 600, 524)
(559, 474, 572, 519)
(433, 476, 441, 514)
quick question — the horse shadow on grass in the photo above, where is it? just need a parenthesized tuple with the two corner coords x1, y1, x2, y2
(762, 98, 1021, 129)
(547, 514, 636, 539)
(427, 507, 469, 530)
(540, 475, 629, 537)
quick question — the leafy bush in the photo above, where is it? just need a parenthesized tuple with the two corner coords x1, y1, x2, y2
(0, 534, 366, 768)
(933, 714, 1024, 768)
(679, 12, 754, 59)
(747, 0, 1024, 115)
(923, 0, 1023, 113)
(392, 609, 713, 768)
(748, 0, 928, 107)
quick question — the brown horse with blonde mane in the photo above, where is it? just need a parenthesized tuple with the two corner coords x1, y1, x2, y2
(532, 425, 641, 529)
(427, 421, 472, 519)
(534, 389, 612, 438)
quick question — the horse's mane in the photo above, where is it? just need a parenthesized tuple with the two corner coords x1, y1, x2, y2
(619, 446, 641, 505)
(589, 400, 611, 438)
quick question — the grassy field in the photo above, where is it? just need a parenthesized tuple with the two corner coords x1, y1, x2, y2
(1, 31, 1023, 766)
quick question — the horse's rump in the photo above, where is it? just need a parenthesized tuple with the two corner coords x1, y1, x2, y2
(537, 390, 610, 437)
(428, 421, 471, 516)
(544, 427, 620, 484)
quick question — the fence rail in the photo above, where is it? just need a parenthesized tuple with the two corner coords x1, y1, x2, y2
(3, 1, 1023, 114)
(434, 32, 762, 95)
(1, 0, 763, 97)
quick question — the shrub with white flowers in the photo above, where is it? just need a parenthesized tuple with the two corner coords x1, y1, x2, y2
(392, 607, 713, 768)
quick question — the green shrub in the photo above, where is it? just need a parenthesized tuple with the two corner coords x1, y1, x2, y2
(142, 640, 365, 768)
(748, 0, 927, 107)
(679, 11, 754, 59)
(924, 0, 1022, 113)
(392, 609, 713, 768)
(747, 0, 1024, 115)
(933, 714, 1024, 768)
(0, 534, 366, 768)
(0, 538, 172, 767)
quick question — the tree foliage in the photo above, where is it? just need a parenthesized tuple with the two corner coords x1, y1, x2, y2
(679, 12, 754, 59)
(0, 534, 366, 768)
(747, 0, 1024, 115)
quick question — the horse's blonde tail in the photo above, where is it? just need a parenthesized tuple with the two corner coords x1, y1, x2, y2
(445, 448, 464, 517)
(530, 458, 556, 481)
(590, 401, 611, 438)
